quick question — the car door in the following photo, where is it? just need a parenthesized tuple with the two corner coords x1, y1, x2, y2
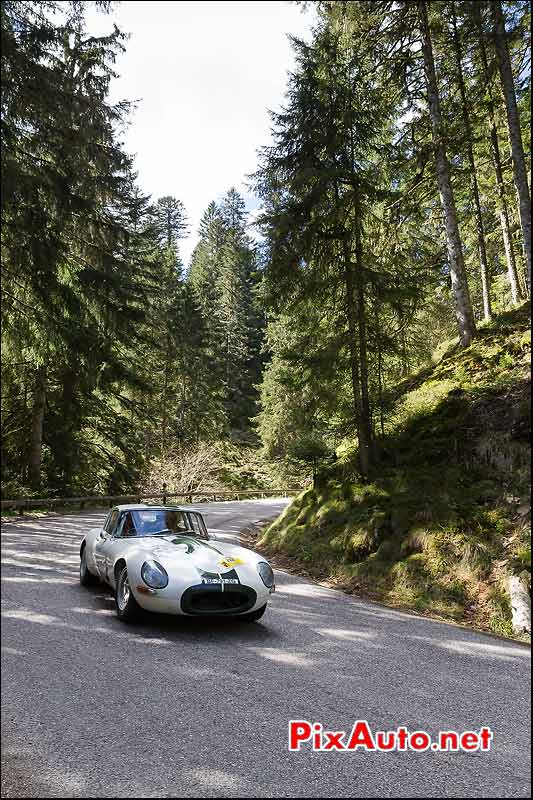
(103, 512, 134, 587)
(94, 509, 120, 582)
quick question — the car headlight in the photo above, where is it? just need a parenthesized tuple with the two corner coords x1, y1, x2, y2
(141, 560, 168, 589)
(257, 561, 274, 588)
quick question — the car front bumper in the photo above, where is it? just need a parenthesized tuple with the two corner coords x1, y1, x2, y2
(131, 579, 272, 616)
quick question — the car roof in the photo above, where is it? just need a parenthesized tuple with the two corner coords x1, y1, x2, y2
(113, 503, 191, 512)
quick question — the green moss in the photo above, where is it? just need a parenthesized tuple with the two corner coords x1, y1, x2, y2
(519, 330, 531, 349)
(513, 546, 531, 572)
(387, 379, 458, 434)
(486, 586, 515, 638)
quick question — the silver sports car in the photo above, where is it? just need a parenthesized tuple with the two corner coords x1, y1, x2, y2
(79, 504, 275, 623)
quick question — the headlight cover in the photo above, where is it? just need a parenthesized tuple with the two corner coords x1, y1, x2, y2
(141, 560, 168, 589)
(257, 561, 275, 588)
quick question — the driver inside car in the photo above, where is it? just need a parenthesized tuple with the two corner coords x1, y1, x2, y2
(164, 510, 189, 533)
(122, 513, 137, 538)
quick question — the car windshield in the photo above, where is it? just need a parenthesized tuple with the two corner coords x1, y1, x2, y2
(120, 509, 205, 538)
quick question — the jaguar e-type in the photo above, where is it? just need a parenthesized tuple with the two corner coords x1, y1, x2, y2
(79, 504, 275, 623)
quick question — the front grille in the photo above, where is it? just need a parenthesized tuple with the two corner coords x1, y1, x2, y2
(181, 584, 257, 615)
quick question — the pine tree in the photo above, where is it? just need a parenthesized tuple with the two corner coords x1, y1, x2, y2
(449, 1, 492, 321)
(152, 195, 189, 249)
(188, 202, 226, 313)
(188, 192, 261, 435)
(2, 1, 148, 492)
(254, 12, 392, 477)
(417, 0, 476, 346)
(471, 1, 523, 305)
(491, 0, 531, 292)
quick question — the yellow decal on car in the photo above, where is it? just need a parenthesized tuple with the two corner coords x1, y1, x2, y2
(220, 557, 244, 568)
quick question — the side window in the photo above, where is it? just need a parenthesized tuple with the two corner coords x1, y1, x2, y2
(114, 514, 126, 538)
(187, 512, 208, 538)
(118, 512, 137, 538)
(104, 510, 120, 535)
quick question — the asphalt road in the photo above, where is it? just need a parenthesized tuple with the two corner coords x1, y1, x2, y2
(1, 500, 531, 799)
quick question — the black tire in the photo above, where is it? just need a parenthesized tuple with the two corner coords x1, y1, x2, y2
(80, 547, 99, 587)
(115, 566, 142, 623)
(240, 604, 267, 623)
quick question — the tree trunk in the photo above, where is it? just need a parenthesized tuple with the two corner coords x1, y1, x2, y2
(353, 210, 373, 475)
(59, 367, 80, 491)
(397, 305, 409, 377)
(418, 0, 476, 347)
(451, 3, 491, 321)
(333, 160, 371, 479)
(473, 3, 521, 304)
(492, 0, 531, 293)
(343, 250, 370, 481)
(167, 208, 172, 249)
(342, 54, 373, 479)
(27, 365, 46, 490)
(374, 304, 385, 437)
(162, 332, 171, 452)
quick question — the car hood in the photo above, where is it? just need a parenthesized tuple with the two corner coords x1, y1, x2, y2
(135, 535, 258, 574)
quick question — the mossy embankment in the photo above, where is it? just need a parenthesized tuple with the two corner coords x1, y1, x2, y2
(260, 303, 531, 638)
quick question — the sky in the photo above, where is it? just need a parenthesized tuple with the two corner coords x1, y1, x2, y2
(86, 1, 315, 265)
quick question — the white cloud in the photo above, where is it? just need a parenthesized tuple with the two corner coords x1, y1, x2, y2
(86, 0, 315, 264)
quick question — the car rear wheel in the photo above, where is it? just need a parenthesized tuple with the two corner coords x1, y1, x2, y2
(239, 604, 267, 623)
(80, 547, 99, 587)
(115, 566, 141, 623)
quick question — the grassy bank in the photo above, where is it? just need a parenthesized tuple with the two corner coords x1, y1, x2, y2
(260, 304, 531, 639)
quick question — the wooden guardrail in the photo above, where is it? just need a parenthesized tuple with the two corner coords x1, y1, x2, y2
(0, 487, 300, 514)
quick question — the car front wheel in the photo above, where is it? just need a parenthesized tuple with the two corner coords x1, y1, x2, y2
(115, 566, 141, 622)
(80, 547, 99, 587)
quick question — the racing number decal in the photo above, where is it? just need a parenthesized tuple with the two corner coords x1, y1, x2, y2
(219, 557, 244, 568)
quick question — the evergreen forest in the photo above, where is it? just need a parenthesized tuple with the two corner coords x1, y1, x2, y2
(2, 1, 530, 558)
